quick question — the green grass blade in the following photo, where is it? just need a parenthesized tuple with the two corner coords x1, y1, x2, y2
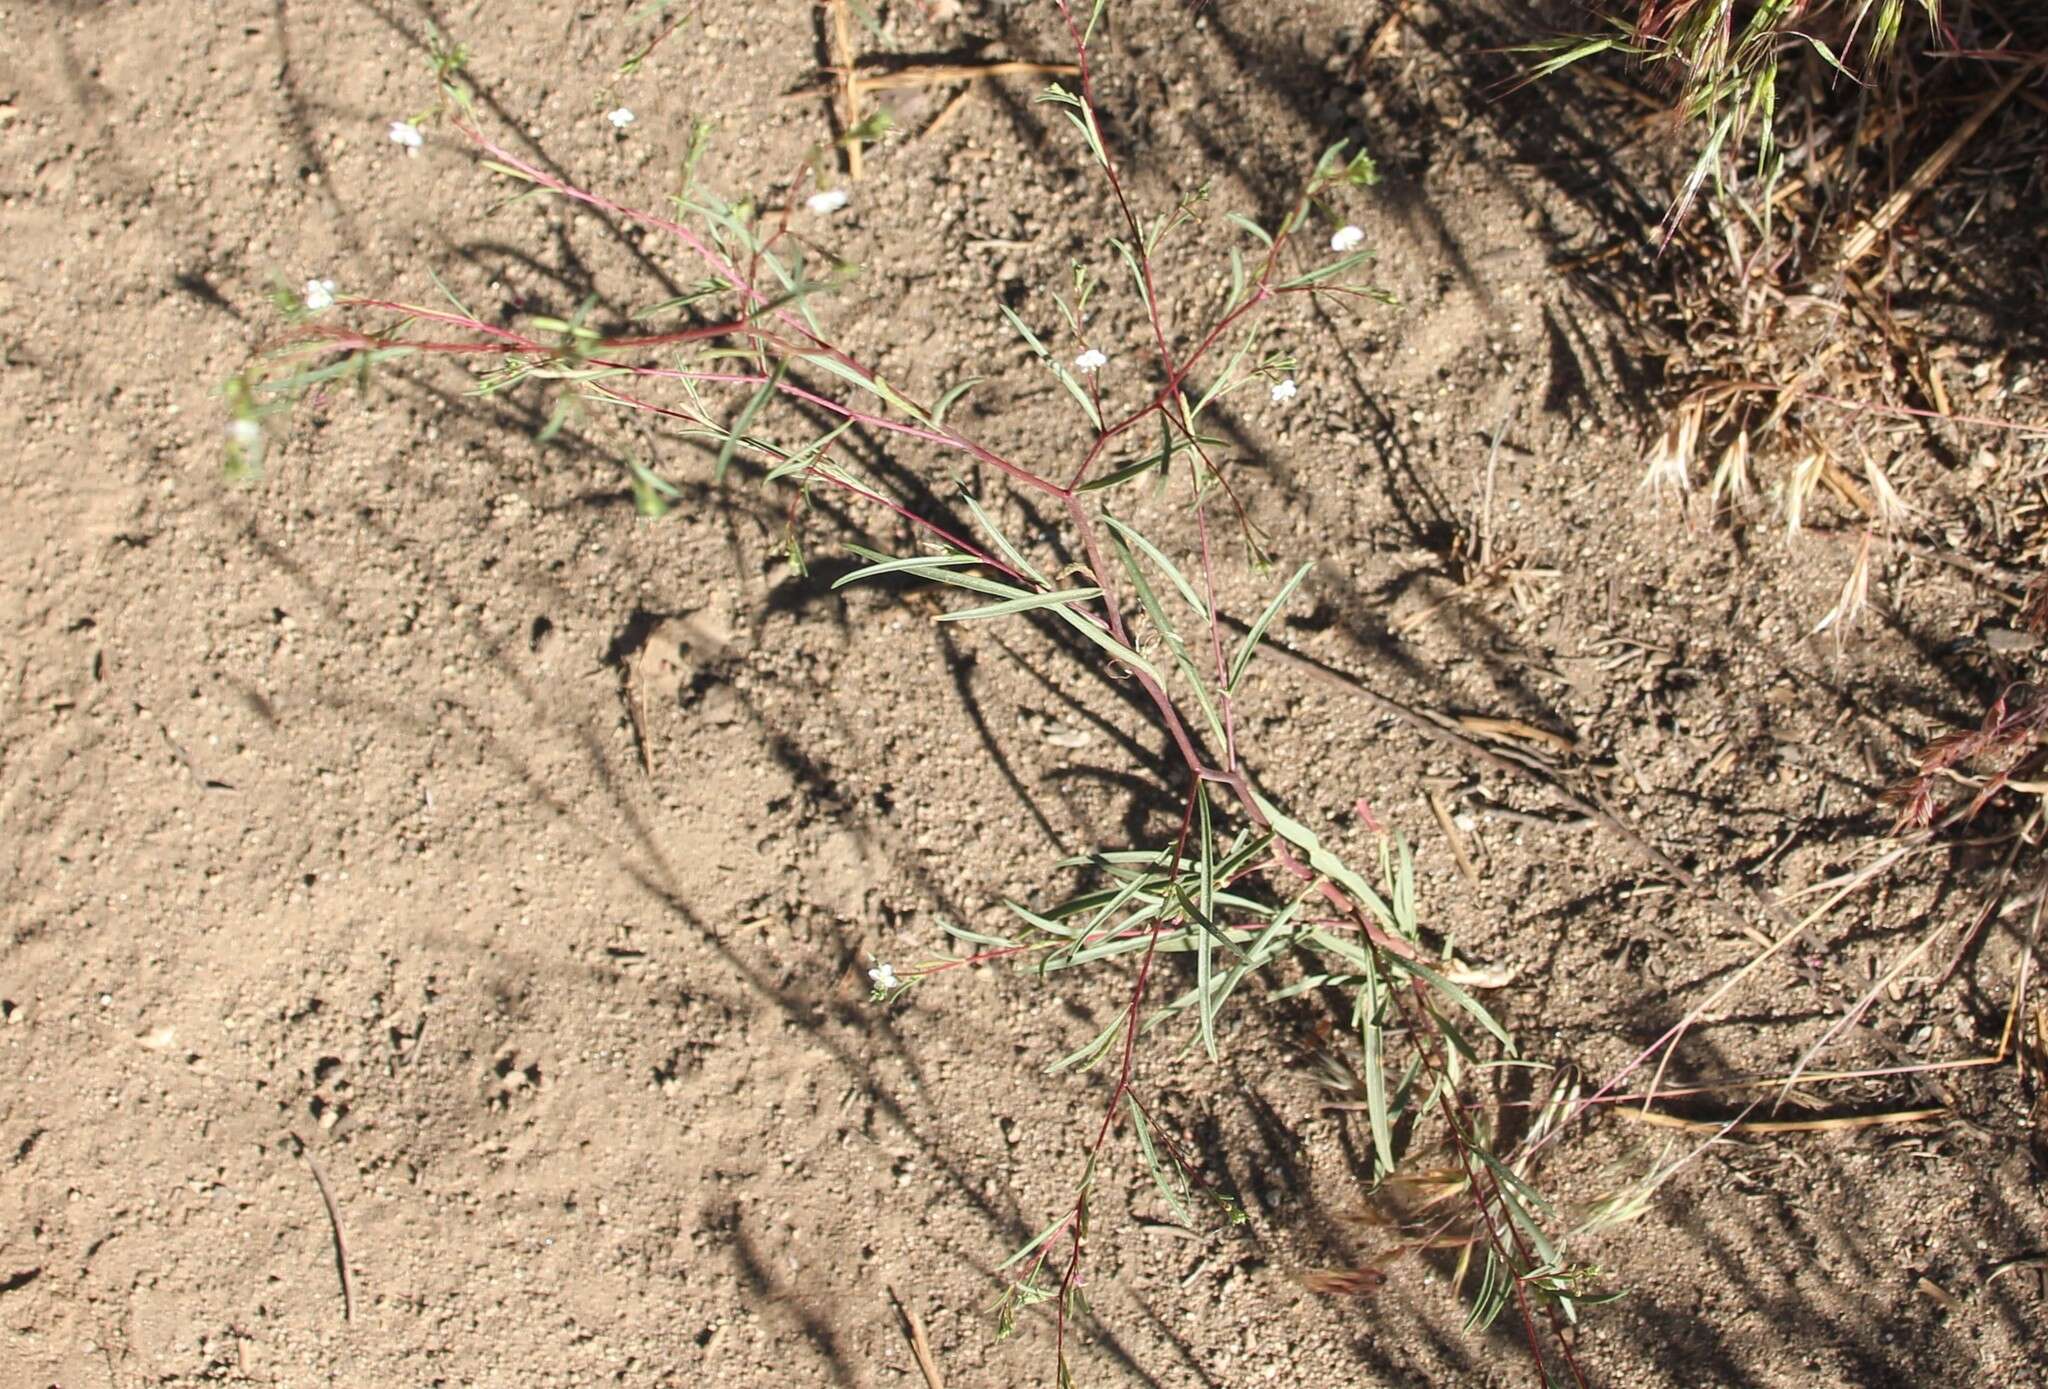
(1100, 516, 1209, 620)
(714, 360, 786, 482)
(1228, 562, 1312, 691)
(1252, 789, 1394, 928)
(937, 587, 1104, 622)
(962, 491, 1051, 588)
(1399, 954, 1514, 1053)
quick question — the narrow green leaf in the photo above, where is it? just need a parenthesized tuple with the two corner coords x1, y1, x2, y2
(1049, 361, 1103, 430)
(763, 421, 853, 482)
(1392, 836, 1417, 935)
(627, 459, 677, 518)
(1253, 789, 1394, 928)
(1111, 238, 1152, 321)
(1225, 211, 1273, 247)
(1100, 515, 1209, 620)
(536, 396, 574, 445)
(1194, 787, 1218, 1061)
(479, 158, 542, 184)
(1083, 0, 1108, 45)
(1059, 107, 1106, 167)
(962, 491, 1051, 588)
(1106, 525, 1181, 649)
(997, 303, 1049, 357)
(1192, 325, 1260, 421)
(1361, 968, 1394, 1177)
(937, 586, 1104, 623)
(1398, 954, 1514, 1054)
(996, 1208, 1072, 1272)
(1228, 561, 1312, 691)
(831, 547, 982, 589)
(1046, 1012, 1125, 1074)
(1127, 1098, 1190, 1225)
(939, 919, 1016, 949)
(931, 375, 983, 427)
(1047, 604, 1163, 685)
(714, 361, 786, 482)
(1278, 250, 1376, 291)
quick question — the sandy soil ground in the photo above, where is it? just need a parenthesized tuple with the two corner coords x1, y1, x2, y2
(3, 2, 2044, 1385)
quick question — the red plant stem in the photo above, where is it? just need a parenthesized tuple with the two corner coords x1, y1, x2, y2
(1060, 491, 1215, 777)
(580, 381, 1034, 587)
(1051, 0, 1176, 377)
(1063, 288, 1274, 492)
(1729, 378, 2048, 438)
(1061, 851, 1174, 1363)
(1405, 977, 1589, 1389)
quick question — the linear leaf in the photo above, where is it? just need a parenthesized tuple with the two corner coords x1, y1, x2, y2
(832, 547, 984, 589)
(997, 1208, 1073, 1273)
(1128, 1098, 1190, 1225)
(997, 303, 1048, 357)
(939, 918, 1018, 949)
(1399, 954, 1514, 1054)
(1252, 789, 1394, 928)
(1049, 361, 1103, 430)
(1101, 515, 1209, 620)
(938, 587, 1104, 623)
(1361, 961, 1395, 1177)
(1228, 562, 1312, 691)
(1278, 250, 1376, 291)
(962, 491, 1051, 588)
(1047, 604, 1164, 685)
(1046, 1013, 1125, 1075)
(714, 360, 786, 482)
(1111, 238, 1152, 320)
(1225, 211, 1272, 247)
(764, 421, 853, 482)
(932, 375, 983, 427)
(1192, 325, 1259, 421)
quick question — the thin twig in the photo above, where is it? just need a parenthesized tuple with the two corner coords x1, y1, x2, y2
(293, 1134, 355, 1323)
(1839, 64, 2035, 266)
(1425, 786, 1481, 887)
(918, 84, 976, 141)
(827, 0, 862, 181)
(886, 1286, 945, 1389)
(853, 60, 1079, 93)
(1616, 1105, 1947, 1135)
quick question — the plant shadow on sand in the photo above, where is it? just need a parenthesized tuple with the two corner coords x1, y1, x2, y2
(40, 0, 2042, 1381)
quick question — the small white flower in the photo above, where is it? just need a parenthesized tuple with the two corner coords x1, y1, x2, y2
(1073, 348, 1108, 373)
(303, 278, 336, 312)
(806, 187, 849, 215)
(226, 417, 265, 473)
(868, 962, 900, 992)
(1269, 377, 1298, 403)
(388, 120, 423, 153)
(1329, 223, 1364, 253)
(607, 107, 636, 129)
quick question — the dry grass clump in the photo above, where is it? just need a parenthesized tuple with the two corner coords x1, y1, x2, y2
(1536, 2, 1950, 236)
(1543, 3, 2047, 636)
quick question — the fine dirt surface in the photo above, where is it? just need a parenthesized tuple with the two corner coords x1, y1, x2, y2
(4, 2, 2045, 1386)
